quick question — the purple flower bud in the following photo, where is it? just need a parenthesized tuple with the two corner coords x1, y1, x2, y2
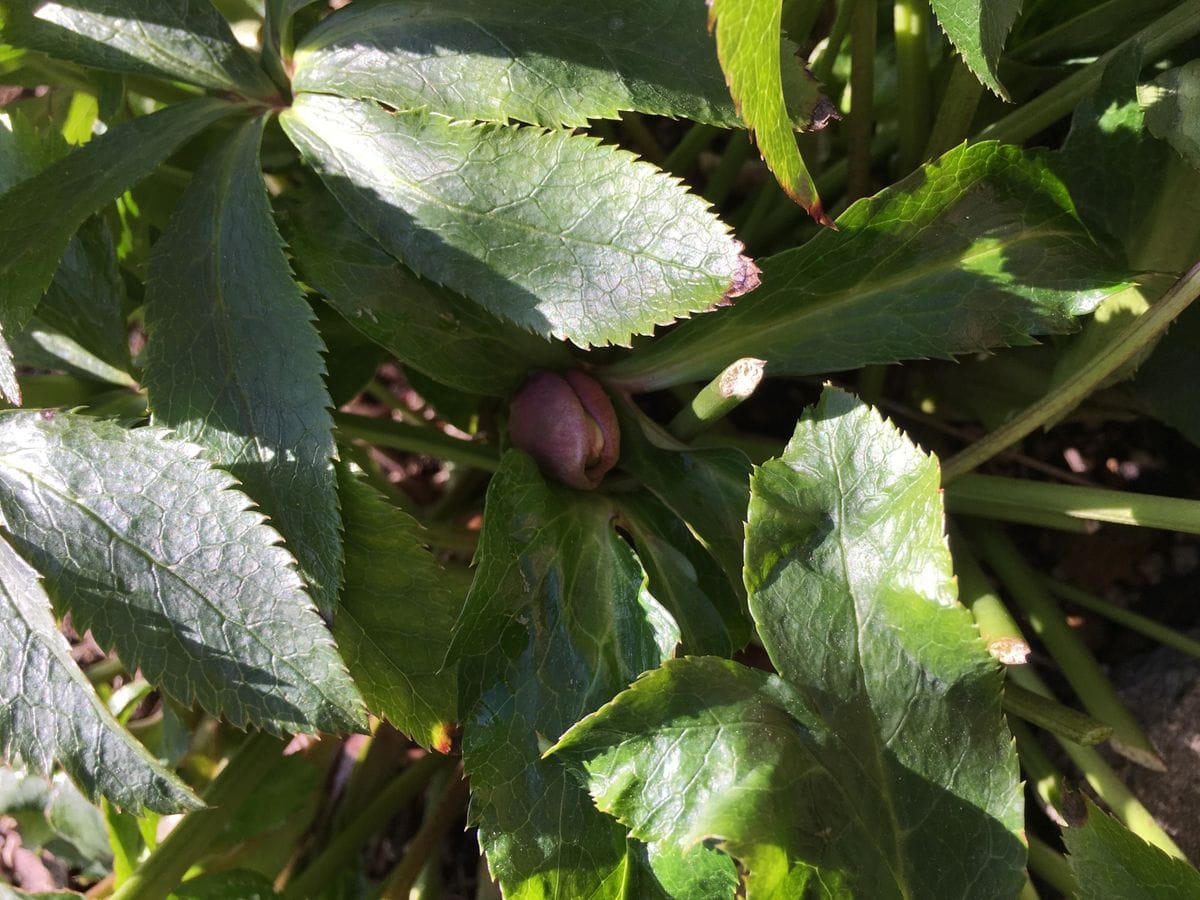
(509, 370, 620, 490)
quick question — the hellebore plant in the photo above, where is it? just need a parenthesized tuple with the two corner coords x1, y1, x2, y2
(1, 1, 1200, 898)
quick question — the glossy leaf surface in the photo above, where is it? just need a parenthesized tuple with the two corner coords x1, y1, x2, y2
(554, 388, 1024, 897)
(708, 0, 829, 221)
(292, 0, 825, 130)
(0, 412, 366, 735)
(0, 535, 200, 814)
(0, 98, 232, 403)
(281, 186, 570, 397)
(1065, 800, 1200, 899)
(144, 117, 342, 614)
(333, 468, 457, 752)
(282, 92, 757, 348)
(605, 141, 1129, 390)
(8, 0, 276, 98)
(450, 451, 678, 898)
(930, 0, 1021, 98)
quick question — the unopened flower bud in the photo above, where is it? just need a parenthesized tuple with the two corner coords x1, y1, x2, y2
(509, 370, 620, 490)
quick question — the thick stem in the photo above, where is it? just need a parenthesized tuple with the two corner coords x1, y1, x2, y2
(667, 358, 765, 441)
(952, 534, 1032, 665)
(924, 59, 983, 160)
(813, 0, 859, 86)
(846, 0, 877, 201)
(1003, 683, 1112, 746)
(967, 522, 1165, 771)
(111, 733, 284, 900)
(334, 412, 500, 472)
(1026, 835, 1076, 897)
(942, 266, 1200, 481)
(892, 0, 930, 174)
(380, 770, 470, 900)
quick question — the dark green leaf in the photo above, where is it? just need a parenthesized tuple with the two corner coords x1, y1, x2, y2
(0, 533, 200, 813)
(930, 0, 1021, 98)
(451, 451, 678, 897)
(280, 185, 570, 397)
(614, 488, 747, 657)
(708, 0, 831, 221)
(554, 388, 1025, 897)
(0, 98, 233, 403)
(281, 93, 757, 348)
(1057, 43, 1172, 265)
(333, 467, 457, 752)
(1132, 303, 1200, 448)
(0, 411, 366, 735)
(1142, 61, 1200, 171)
(7, 0, 276, 98)
(605, 141, 1129, 391)
(291, 0, 826, 130)
(613, 394, 752, 601)
(168, 870, 278, 900)
(143, 117, 341, 614)
(1064, 799, 1200, 899)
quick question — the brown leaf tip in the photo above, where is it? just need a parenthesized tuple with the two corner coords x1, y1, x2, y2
(809, 97, 841, 131)
(723, 253, 761, 303)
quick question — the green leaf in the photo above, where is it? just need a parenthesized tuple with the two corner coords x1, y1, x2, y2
(930, 0, 1021, 98)
(708, 0, 831, 223)
(629, 838, 739, 900)
(605, 141, 1129, 391)
(281, 92, 758, 348)
(553, 388, 1025, 897)
(333, 467, 457, 752)
(7, 0, 276, 98)
(169, 870, 278, 900)
(280, 185, 570, 397)
(1132, 303, 1200, 448)
(614, 491, 746, 657)
(613, 394, 752, 601)
(0, 411, 366, 735)
(143, 117, 341, 615)
(451, 451, 679, 898)
(1141, 61, 1200, 172)
(1064, 799, 1200, 899)
(292, 0, 826, 131)
(0, 97, 234, 404)
(0, 533, 200, 813)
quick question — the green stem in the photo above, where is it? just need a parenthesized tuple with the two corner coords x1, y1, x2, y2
(813, 0, 859, 86)
(334, 412, 500, 472)
(667, 358, 766, 441)
(892, 0, 930, 174)
(952, 534, 1032, 665)
(704, 132, 752, 207)
(1003, 682, 1112, 746)
(111, 733, 284, 900)
(942, 266, 1200, 481)
(380, 771, 470, 900)
(1026, 835, 1076, 897)
(1042, 576, 1200, 659)
(948, 473, 1200, 536)
(968, 522, 1165, 771)
(282, 752, 453, 900)
(619, 112, 665, 164)
(663, 123, 721, 176)
(924, 59, 984, 161)
(975, 0, 1200, 145)
(1010, 719, 1074, 826)
(1012, 0, 1176, 64)
(1007, 665, 1184, 859)
(846, 0, 876, 201)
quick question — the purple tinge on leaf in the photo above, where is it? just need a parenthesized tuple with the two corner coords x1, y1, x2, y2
(509, 370, 620, 490)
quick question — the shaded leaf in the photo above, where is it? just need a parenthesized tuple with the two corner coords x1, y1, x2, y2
(1064, 799, 1200, 899)
(930, 0, 1021, 98)
(708, 0, 831, 222)
(144, 117, 341, 614)
(553, 388, 1024, 897)
(333, 467, 457, 752)
(0, 533, 200, 813)
(0, 411, 366, 735)
(292, 0, 826, 130)
(281, 185, 570, 397)
(450, 451, 678, 897)
(614, 491, 745, 657)
(7, 0, 276, 98)
(1131, 303, 1200, 449)
(168, 870, 278, 900)
(1142, 61, 1200, 171)
(281, 92, 757, 348)
(630, 838, 738, 900)
(605, 141, 1129, 391)
(0, 98, 233, 403)
(613, 393, 752, 600)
